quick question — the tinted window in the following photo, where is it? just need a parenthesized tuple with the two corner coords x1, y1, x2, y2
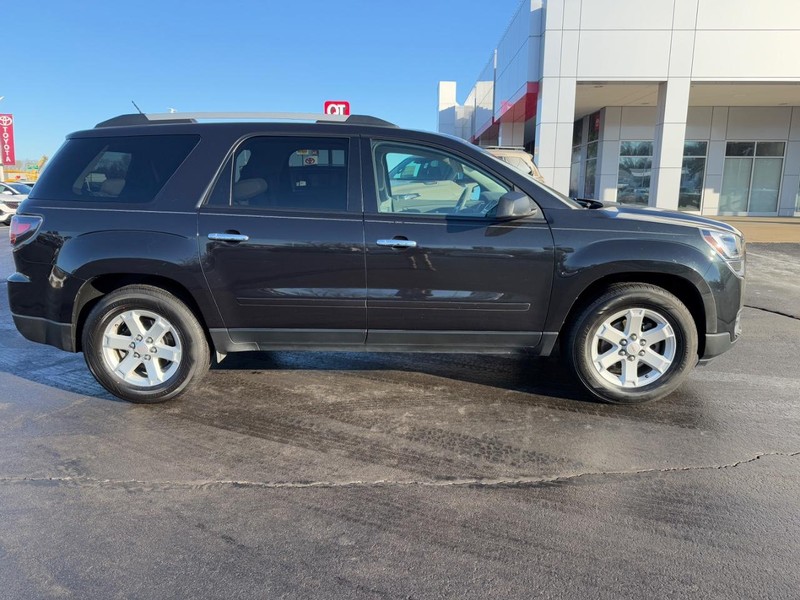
(209, 137, 349, 211)
(30, 135, 199, 203)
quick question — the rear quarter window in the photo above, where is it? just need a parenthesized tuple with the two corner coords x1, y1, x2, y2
(30, 134, 200, 203)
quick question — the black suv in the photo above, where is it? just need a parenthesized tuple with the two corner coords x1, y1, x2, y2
(7, 112, 745, 404)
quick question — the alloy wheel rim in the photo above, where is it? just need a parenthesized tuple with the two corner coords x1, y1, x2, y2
(101, 309, 183, 388)
(589, 307, 677, 389)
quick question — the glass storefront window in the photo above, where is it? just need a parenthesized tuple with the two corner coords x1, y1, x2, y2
(683, 141, 707, 157)
(583, 135, 599, 199)
(756, 142, 785, 157)
(749, 158, 783, 212)
(583, 116, 600, 198)
(572, 119, 583, 147)
(569, 118, 585, 198)
(569, 145, 581, 198)
(726, 142, 755, 157)
(583, 155, 596, 199)
(617, 140, 708, 210)
(617, 141, 652, 205)
(620, 141, 653, 156)
(679, 141, 708, 212)
(588, 112, 600, 143)
(720, 141, 784, 213)
(720, 159, 752, 212)
(569, 163, 581, 198)
(796, 179, 800, 212)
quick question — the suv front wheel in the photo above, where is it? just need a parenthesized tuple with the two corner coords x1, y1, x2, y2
(82, 285, 210, 403)
(565, 283, 698, 404)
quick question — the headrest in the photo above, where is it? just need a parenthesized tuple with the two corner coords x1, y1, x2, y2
(99, 178, 126, 197)
(233, 178, 268, 201)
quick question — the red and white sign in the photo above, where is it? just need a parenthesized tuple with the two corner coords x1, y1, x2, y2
(0, 114, 15, 165)
(324, 101, 350, 116)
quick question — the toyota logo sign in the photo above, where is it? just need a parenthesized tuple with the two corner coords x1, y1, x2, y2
(0, 114, 15, 165)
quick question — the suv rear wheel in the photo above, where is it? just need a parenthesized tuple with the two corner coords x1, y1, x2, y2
(82, 285, 210, 403)
(565, 283, 698, 404)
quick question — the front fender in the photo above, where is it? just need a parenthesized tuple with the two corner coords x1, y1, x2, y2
(544, 237, 716, 334)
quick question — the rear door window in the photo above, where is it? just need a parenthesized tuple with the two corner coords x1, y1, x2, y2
(206, 136, 349, 212)
(30, 135, 199, 203)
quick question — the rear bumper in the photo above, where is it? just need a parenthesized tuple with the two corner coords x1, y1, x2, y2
(8, 268, 83, 353)
(11, 313, 75, 352)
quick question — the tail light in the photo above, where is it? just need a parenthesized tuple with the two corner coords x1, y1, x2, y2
(9, 215, 43, 246)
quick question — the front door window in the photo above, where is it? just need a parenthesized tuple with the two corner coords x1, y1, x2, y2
(375, 142, 511, 217)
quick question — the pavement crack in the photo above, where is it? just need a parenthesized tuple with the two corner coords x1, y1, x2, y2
(0, 452, 797, 491)
(744, 304, 800, 321)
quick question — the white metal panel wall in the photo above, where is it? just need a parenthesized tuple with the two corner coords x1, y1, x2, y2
(580, 0, 675, 30)
(726, 108, 793, 140)
(692, 31, 800, 80)
(576, 31, 673, 80)
(495, 0, 543, 114)
(696, 0, 800, 30)
(619, 107, 657, 139)
(686, 107, 713, 139)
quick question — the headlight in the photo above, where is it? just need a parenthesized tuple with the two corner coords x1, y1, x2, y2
(700, 228, 745, 277)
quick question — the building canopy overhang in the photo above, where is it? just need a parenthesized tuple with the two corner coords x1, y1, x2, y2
(574, 82, 800, 120)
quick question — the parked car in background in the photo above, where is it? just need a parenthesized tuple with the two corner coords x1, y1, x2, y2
(5, 182, 33, 194)
(8, 112, 745, 405)
(0, 182, 30, 224)
(484, 146, 545, 183)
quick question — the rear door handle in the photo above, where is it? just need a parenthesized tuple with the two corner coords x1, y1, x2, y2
(377, 239, 417, 248)
(208, 232, 249, 242)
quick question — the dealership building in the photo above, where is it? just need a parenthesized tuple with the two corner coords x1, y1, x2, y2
(438, 0, 800, 216)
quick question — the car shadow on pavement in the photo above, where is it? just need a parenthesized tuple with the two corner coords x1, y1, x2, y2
(211, 350, 598, 404)
(206, 350, 716, 429)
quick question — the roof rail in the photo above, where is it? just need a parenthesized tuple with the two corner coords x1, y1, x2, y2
(95, 114, 196, 128)
(336, 115, 397, 127)
(95, 112, 397, 128)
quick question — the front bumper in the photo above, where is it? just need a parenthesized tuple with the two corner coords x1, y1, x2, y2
(699, 308, 742, 364)
(699, 331, 736, 364)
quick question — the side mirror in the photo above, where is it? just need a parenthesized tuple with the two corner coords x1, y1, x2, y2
(495, 191, 537, 220)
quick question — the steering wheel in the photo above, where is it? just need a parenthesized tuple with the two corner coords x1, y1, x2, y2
(453, 183, 478, 213)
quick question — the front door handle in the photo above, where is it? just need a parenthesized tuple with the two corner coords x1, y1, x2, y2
(208, 232, 249, 242)
(377, 239, 417, 248)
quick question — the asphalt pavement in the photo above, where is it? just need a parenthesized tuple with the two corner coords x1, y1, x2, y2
(0, 227, 797, 599)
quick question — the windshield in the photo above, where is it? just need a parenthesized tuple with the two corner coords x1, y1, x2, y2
(474, 146, 582, 208)
(502, 156, 534, 175)
(8, 183, 32, 194)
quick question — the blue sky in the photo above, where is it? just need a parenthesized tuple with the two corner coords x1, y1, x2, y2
(3, 0, 523, 161)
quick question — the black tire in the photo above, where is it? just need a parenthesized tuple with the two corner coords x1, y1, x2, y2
(82, 285, 210, 403)
(565, 283, 698, 404)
